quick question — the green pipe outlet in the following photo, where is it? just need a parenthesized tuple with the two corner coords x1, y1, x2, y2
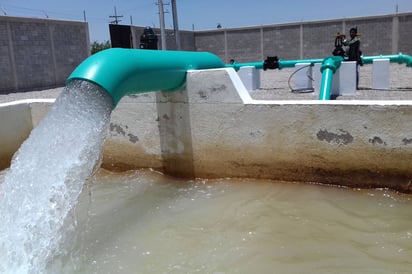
(319, 56, 343, 100)
(67, 48, 225, 107)
(361, 53, 412, 67)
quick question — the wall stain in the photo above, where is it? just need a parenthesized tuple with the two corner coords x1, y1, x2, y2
(198, 85, 227, 99)
(369, 136, 387, 146)
(198, 90, 208, 99)
(249, 130, 264, 138)
(317, 129, 353, 145)
(110, 123, 139, 143)
(211, 84, 226, 92)
(110, 123, 126, 136)
(127, 133, 139, 143)
(402, 138, 412, 145)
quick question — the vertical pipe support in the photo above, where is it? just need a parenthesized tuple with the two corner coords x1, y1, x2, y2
(319, 56, 343, 100)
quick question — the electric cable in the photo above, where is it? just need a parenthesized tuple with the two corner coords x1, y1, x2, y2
(287, 64, 315, 93)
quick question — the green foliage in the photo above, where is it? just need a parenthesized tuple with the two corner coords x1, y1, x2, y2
(90, 40, 111, 55)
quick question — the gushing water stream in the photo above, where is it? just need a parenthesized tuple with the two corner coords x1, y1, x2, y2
(0, 80, 113, 274)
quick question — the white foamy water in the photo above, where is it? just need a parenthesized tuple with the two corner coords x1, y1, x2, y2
(0, 80, 113, 274)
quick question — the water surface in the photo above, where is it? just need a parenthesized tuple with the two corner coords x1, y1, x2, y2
(60, 169, 412, 273)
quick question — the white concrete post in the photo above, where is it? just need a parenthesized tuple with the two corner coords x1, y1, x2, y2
(294, 63, 313, 91)
(372, 59, 390, 90)
(237, 66, 260, 91)
(338, 61, 357, 95)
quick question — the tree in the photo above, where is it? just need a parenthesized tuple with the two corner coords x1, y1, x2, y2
(90, 40, 111, 55)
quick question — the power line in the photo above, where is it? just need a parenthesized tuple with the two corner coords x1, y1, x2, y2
(109, 6, 123, 25)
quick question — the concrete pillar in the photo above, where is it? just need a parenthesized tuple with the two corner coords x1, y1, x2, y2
(294, 63, 313, 91)
(392, 15, 399, 54)
(237, 66, 260, 91)
(338, 61, 357, 95)
(372, 59, 390, 90)
(299, 24, 303, 59)
(6, 20, 18, 91)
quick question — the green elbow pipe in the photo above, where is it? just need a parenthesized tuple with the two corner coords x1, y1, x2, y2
(361, 52, 412, 67)
(67, 48, 225, 107)
(319, 56, 343, 100)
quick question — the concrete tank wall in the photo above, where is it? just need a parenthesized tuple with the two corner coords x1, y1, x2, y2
(1, 69, 412, 192)
(0, 16, 89, 93)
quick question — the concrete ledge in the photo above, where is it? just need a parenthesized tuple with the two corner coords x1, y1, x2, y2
(1, 69, 412, 192)
(0, 99, 54, 169)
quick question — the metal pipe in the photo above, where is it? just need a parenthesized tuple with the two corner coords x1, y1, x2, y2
(67, 48, 224, 108)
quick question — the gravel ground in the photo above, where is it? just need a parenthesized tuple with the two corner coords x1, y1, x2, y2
(0, 64, 411, 104)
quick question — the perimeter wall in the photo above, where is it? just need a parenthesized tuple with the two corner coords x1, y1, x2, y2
(0, 16, 89, 93)
(1, 13, 411, 93)
(135, 12, 412, 63)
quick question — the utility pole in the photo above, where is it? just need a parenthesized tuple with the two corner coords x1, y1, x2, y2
(157, 0, 167, 50)
(109, 6, 123, 24)
(171, 0, 181, 50)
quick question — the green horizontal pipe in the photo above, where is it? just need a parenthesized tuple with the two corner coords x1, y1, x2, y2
(226, 58, 324, 71)
(227, 53, 412, 71)
(225, 62, 264, 71)
(278, 58, 324, 69)
(361, 52, 412, 67)
(67, 48, 225, 107)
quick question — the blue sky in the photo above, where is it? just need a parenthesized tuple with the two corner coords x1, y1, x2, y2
(1, 0, 412, 43)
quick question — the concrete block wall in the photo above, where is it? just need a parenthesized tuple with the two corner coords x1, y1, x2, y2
(226, 29, 261, 63)
(131, 12, 411, 64)
(193, 12, 412, 63)
(263, 25, 300, 60)
(302, 21, 343, 58)
(131, 26, 195, 51)
(399, 14, 412, 53)
(0, 16, 89, 93)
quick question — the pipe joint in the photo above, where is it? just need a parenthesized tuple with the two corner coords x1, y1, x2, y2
(320, 56, 343, 74)
(398, 53, 412, 67)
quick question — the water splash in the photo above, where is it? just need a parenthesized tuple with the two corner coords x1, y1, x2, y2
(0, 80, 113, 274)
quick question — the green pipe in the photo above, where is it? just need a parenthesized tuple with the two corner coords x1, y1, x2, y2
(277, 58, 324, 69)
(68, 48, 411, 107)
(361, 52, 412, 67)
(67, 48, 225, 108)
(226, 58, 324, 71)
(319, 56, 343, 100)
(226, 61, 264, 71)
